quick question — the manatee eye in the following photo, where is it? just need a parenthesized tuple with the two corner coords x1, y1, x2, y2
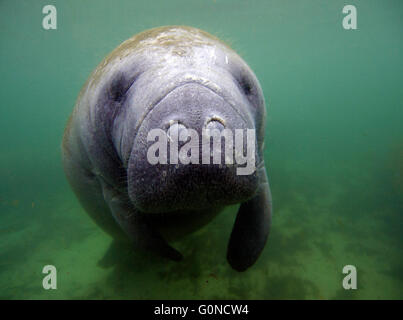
(108, 71, 143, 103)
(239, 76, 252, 95)
(235, 72, 262, 109)
(237, 74, 255, 98)
(108, 75, 129, 103)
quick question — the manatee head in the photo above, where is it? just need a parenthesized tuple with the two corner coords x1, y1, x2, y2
(89, 26, 267, 214)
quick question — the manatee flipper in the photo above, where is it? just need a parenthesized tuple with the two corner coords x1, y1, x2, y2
(227, 165, 272, 271)
(99, 178, 183, 262)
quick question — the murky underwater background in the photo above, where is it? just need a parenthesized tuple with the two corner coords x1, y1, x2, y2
(0, 0, 402, 299)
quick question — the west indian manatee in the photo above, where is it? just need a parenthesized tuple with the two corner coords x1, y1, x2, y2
(62, 26, 272, 271)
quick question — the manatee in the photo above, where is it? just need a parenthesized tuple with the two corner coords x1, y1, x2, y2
(62, 26, 272, 271)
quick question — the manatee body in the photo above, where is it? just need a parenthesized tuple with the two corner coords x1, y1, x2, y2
(62, 26, 272, 271)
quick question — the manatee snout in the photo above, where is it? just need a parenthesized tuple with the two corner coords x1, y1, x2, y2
(128, 81, 259, 213)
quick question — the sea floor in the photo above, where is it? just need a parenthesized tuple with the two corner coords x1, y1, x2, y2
(1, 162, 401, 300)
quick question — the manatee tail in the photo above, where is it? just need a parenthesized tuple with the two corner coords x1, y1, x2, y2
(227, 165, 272, 271)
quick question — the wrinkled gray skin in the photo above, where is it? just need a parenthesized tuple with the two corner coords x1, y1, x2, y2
(62, 26, 272, 271)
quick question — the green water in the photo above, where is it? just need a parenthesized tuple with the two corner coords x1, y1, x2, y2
(1, 0, 402, 299)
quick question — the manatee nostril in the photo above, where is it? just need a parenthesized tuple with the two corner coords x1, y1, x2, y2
(206, 116, 225, 131)
(167, 121, 187, 141)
